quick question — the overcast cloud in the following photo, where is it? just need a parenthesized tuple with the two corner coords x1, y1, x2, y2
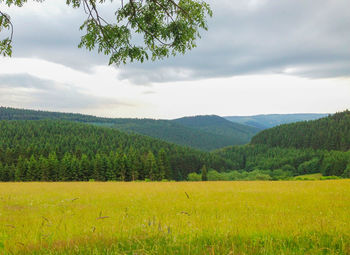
(3, 0, 350, 83)
(0, 73, 131, 112)
(0, 0, 349, 118)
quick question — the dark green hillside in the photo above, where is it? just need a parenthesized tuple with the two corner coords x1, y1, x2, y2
(0, 120, 235, 182)
(251, 111, 350, 151)
(209, 110, 350, 179)
(0, 106, 109, 122)
(225, 113, 328, 129)
(0, 107, 258, 150)
(109, 118, 244, 151)
(174, 115, 260, 145)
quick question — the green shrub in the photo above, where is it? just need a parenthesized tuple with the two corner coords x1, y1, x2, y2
(187, 172, 201, 181)
(208, 170, 225, 181)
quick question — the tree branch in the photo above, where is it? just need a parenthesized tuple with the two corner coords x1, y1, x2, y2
(129, 0, 172, 46)
(0, 10, 14, 41)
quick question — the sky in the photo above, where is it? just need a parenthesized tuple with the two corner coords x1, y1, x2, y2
(0, 0, 349, 119)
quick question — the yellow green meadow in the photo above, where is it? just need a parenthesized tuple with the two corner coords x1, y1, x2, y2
(1, 181, 350, 254)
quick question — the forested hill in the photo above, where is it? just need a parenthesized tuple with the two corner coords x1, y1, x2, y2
(174, 115, 261, 145)
(251, 110, 350, 151)
(0, 107, 259, 151)
(0, 120, 235, 182)
(105, 119, 248, 151)
(0, 107, 114, 122)
(224, 113, 329, 129)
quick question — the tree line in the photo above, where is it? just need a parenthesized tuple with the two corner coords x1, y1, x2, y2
(0, 119, 234, 182)
(214, 145, 350, 178)
(0, 149, 171, 182)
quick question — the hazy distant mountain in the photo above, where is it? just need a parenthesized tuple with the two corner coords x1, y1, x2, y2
(0, 107, 259, 151)
(174, 115, 261, 145)
(224, 113, 329, 129)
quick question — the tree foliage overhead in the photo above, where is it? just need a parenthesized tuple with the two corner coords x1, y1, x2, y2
(0, 0, 212, 64)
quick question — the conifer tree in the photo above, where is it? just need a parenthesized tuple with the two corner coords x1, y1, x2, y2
(26, 155, 38, 181)
(157, 149, 168, 180)
(119, 154, 128, 181)
(93, 153, 103, 181)
(0, 162, 4, 181)
(145, 151, 158, 181)
(79, 154, 91, 181)
(71, 156, 80, 181)
(201, 165, 208, 181)
(15, 156, 27, 181)
(39, 156, 49, 181)
(59, 153, 72, 181)
(48, 152, 59, 181)
(106, 153, 117, 181)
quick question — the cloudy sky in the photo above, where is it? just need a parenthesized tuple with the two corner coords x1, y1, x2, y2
(0, 0, 349, 119)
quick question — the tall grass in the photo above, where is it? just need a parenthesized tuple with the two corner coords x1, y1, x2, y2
(0, 181, 349, 254)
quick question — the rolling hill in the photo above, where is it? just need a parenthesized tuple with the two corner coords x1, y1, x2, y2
(251, 110, 350, 151)
(174, 115, 261, 145)
(224, 113, 329, 129)
(0, 107, 259, 151)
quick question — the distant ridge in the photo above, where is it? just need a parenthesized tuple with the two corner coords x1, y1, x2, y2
(174, 115, 260, 145)
(224, 113, 329, 129)
(0, 107, 259, 151)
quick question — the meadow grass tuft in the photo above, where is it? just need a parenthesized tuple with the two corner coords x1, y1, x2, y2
(0, 180, 349, 254)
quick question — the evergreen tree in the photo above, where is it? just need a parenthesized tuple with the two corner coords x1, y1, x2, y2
(39, 156, 49, 181)
(119, 154, 128, 181)
(1, 164, 10, 182)
(26, 155, 38, 181)
(47, 152, 59, 181)
(201, 165, 208, 181)
(71, 156, 80, 181)
(342, 162, 350, 178)
(59, 153, 71, 181)
(15, 156, 27, 181)
(93, 153, 103, 181)
(0, 162, 5, 181)
(106, 153, 117, 181)
(157, 149, 168, 180)
(128, 147, 139, 181)
(79, 154, 91, 181)
(145, 151, 158, 181)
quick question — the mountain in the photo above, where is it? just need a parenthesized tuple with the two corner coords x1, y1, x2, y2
(224, 113, 329, 129)
(0, 107, 259, 151)
(250, 110, 350, 151)
(174, 115, 261, 145)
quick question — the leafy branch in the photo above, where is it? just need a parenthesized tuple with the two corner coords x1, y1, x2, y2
(0, 0, 212, 65)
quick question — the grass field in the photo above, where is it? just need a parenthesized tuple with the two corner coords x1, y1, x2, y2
(0, 181, 350, 254)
